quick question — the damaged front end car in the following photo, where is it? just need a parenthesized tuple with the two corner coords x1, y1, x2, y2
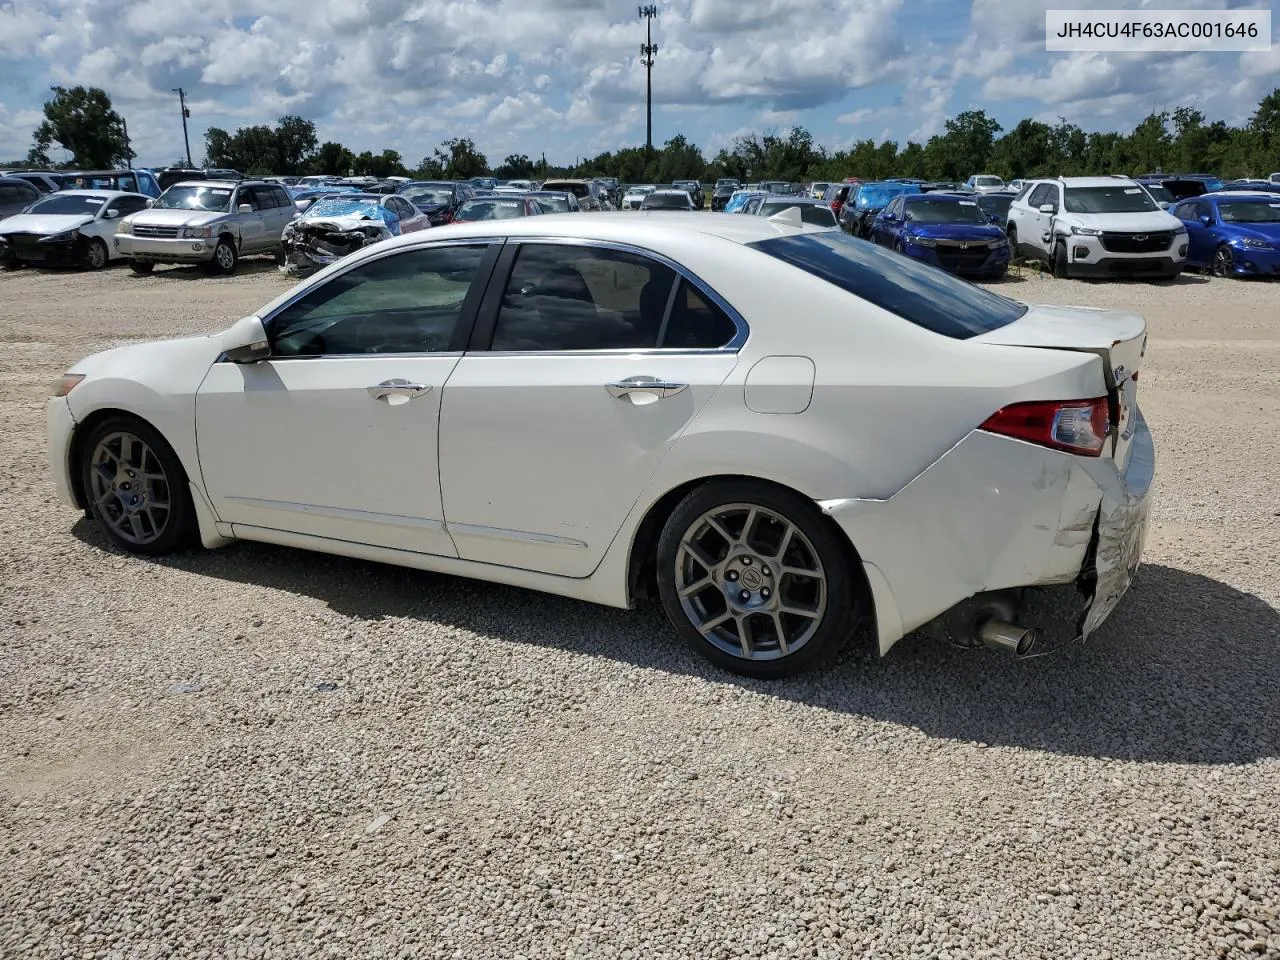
(281, 198, 401, 276)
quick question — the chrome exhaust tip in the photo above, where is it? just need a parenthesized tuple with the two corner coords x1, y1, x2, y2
(979, 620, 1042, 658)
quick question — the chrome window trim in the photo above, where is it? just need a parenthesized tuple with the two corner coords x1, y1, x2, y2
(494, 235, 750, 352)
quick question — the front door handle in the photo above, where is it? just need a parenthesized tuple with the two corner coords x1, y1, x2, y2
(605, 375, 688, 399)
(367, 378, 433, 401)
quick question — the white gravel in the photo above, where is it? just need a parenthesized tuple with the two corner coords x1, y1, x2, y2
(1, 259, 1278, 960)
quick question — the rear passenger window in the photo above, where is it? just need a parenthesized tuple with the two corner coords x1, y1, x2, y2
(491, 244, 676, 351)
(661, 281, 737, 349)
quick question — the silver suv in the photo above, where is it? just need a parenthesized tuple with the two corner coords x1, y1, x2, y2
(115, 180, 295, 275)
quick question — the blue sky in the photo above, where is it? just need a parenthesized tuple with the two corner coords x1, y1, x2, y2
(0, 0, 1277, 168)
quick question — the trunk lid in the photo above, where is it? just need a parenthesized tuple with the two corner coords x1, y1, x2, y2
(974, 303, 1147, 462)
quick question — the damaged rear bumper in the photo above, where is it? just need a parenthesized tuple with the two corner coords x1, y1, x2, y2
(822, 409, 1155, 656)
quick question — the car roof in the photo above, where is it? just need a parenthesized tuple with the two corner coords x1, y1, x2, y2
(1204, 191, 1280, 200)
(171, 179, 243, 189)
(37, 189, 144, 200)
(759, 195, 821, 204)
(366, 212, 810, 251)
(1051, 176, 1138, 187)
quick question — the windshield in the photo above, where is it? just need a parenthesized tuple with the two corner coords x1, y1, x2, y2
(973, 176, 1003, 187)
(400, 187, 454, 207)
(304, 198, 382, 219)
(716, 179, 740, 189)
(749, 232, 1026, 339)
(28, 194, 106, 216)
(457, 199, 526, 220)
(906, 198, 988, 224)
(1218, 201, 1280, 223)
(1064, 186, 1158, 214)
(1142, 185, 1174, 204)
(154, 185, 233, 212)
(855, 183, 915, 210)
(532, 195, 569, 212)
(642, 194, 691, 209)
(976, 195, 1013, 219)
(627, 186, 656, 195)
(544, 182, 589, 198)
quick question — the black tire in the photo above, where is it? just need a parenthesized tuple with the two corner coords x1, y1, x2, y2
(207, 237, 237, 275)
(79, 415, 197, 556)
(80, 237, 108, 271)
(273, 243, 287, 266)
(655, 479, 862, 679)
(893, 239, 905, 255)
(1006, 223, 1018, 254)
(129, 260, 154, 274)
(1052, 240, 1069, 279)
(1211, 245, 1233, 278)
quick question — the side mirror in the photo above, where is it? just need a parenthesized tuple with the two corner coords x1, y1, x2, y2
(221, 315, 270, 364)
(238, 203, 254, 214)
(1039, 203, 1056, 214)
(1198, 214, 1212, 227)
(145, 198, 155, 207)
(103, 209, 120, 220)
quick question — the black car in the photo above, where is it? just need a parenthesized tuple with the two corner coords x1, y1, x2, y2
(710, 179, 741, 211)
(974, 191, 1017, 226)
(154, 167, 212, 191)
(671, 179, 704, 209)
(396, 180, 475, 225)
(0, 177, 42, 220)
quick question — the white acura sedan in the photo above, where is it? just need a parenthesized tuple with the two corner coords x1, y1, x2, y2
(47, 213, 1153, 678)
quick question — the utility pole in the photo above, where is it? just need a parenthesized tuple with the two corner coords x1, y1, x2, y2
(639, 5, 658, 156)
(121, 117, 131, 169)
(172, 87, 192, 167)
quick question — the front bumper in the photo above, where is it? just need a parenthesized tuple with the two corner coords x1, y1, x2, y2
(1226, 244, 1280, 276)
(115, 235, 216, 263)
(824, 410, 1155, 655)
(47, 397, 79, 508)
(1, 233, 79, 265)
(903, 240, 1011, 277)
(1068, 256, 1183, 279)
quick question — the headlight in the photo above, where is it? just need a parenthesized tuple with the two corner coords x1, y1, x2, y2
(117, 220, 133, 235)
(41, 230, 76, 243)
(909, 235, 937, 247)
(51, 373, 84, 397)
(182, 225, 213, 239)
(1238, 237, 1274, 250)
(1071, 225, 1103, 236)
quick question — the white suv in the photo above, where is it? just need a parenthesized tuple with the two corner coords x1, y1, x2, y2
(1006, 176, 1187, 280)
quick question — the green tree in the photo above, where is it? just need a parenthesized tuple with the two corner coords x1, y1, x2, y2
(311, 141, 356, 175)
(273, 115, 319, 174)
(495, 153, 535, 179)
(931, 109, 1003, 179)
(1127, 111, 1170, 173)
(32, 85, 133, 169)
(433, 137, 489, 179)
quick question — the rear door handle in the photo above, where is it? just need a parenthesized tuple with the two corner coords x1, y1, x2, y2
(368, 378, 433, 401)
(605, 375, 688, 399)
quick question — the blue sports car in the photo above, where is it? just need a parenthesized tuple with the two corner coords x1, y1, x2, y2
(723, 190, 767, 213)
(869, 192, 1012, 280)
(1172, 192, 1280, 278)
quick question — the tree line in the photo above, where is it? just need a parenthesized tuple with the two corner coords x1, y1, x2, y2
(11, 84, 1280, 185)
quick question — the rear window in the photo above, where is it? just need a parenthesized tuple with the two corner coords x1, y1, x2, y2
(543, 182, 589, 199)
(758, 201, 837, 226)
(749, 232, 1027, 339)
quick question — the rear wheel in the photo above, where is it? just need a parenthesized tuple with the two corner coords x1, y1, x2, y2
(1052, 240, 1069, 279)
(129, 260, 154, 275)
(79, 416, 196, 556)
(1006, 223, 1018, 253)
(274, 243, 287, 266)
(1212, 244, 1234, 278)
(656, 480, 861, 679)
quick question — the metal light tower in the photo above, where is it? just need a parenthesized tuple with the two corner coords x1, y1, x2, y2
(172, 87, 192, 167)
(639, 5, 658, 155)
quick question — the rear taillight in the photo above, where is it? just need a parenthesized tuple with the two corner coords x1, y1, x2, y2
(979, 398, 1110, 457)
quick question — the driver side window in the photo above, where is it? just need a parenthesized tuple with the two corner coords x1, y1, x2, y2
(267, 245, 491, 357)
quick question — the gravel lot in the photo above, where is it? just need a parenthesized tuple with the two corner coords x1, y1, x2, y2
(2, 256, 1278, 960)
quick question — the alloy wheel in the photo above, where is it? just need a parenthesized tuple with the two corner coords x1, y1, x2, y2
(674, 503, 827, 661)
(1213, 247, 1232, 277)
(215, 243, 235, 271)
(88, 431, 173, 545)
(85, 240, 106, 269)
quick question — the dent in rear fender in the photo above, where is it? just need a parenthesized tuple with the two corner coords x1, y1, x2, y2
(821, 430, 1105, 654)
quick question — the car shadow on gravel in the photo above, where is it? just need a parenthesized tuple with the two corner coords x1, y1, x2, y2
(72, 522, 1279, 765)
(130, 260, 283, 280)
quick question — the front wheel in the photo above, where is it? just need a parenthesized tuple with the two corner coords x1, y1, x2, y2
(80, 238, 108, 271)
(656, 480, 861, 678)
(80, 416, 196, 556)
(207, 238, 237, 275)
(1052, 240, 1069, 279)
(1212, 245, 1234, 278)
